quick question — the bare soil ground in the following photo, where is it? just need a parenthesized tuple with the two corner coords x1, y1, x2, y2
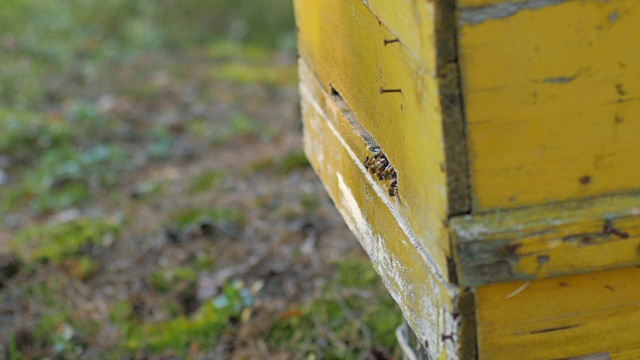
(0, 44, 402, 359)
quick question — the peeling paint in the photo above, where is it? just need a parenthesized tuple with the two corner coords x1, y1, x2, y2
(460, 0, 568, 26)
(452, 221, 494, 241)
(540, 69, 586, 84)
(300, 70, 463, 359)
(310, 86, 452, 288)
(335, 172, 444, 359)
(302, 112, 325, 166)
(566, 352, 612, 360)
(542, 75, 576, 84)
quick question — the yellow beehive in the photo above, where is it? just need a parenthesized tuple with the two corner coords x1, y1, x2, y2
(294, 0, 640, 359)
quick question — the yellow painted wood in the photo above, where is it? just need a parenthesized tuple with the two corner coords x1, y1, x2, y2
(458, 0, 640, 211)
(452, 192, 640, 286)
(298, 60, 475, 359)
(294, 0, 462, 279)
(476, 266, 640, 359)
(358, 0, 469, 217)
(360, 0, 455, 76)
(296, 1, 640, 358)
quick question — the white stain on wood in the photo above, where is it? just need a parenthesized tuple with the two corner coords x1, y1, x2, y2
(336, 172, 462, 359)
(459, 0, 568, 26)
(300, 75, 463, 359)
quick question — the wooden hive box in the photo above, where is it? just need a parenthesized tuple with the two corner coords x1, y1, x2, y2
(293, 0, 640, 359)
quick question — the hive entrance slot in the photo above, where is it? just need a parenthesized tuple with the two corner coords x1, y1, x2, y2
(328, 85, 398, 198)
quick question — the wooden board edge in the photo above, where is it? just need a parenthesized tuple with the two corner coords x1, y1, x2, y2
(299, 59, 475, 359)
(451, 192, 640, 286)
(440, 61, 471, 217)
(440, 0, 471, 216)
(456, 288, 478, 359)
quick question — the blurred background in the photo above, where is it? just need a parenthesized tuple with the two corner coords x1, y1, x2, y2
(0, 0, 402, 358)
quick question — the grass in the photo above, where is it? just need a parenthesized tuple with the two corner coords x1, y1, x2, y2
(170, 206, 245, 231)
(142, 282, 250, 351)
(111, 281, 254, 356)
(278, 151, 311, 174)
(151, 267, 198, 293)
(268, 259, 402, 358)
(105, 260, 401, 358)
(188, 169, 225, 194)
(0, 101, 131, 214)
(187, 112, 276, 145)
(214, 62, 298, 86)
(10, 218, 120, 265)
(0, 0, 404, 358)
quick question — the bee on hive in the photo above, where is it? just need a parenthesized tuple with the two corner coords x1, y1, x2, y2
(363, 149, 398, 197)
(388, 179, 398, 197)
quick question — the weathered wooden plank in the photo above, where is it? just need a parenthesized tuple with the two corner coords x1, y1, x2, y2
(349, 1, 470, 217)
(475, 265, 640, 359)
(359, 0, 456, 75)
(299, 59, 475, 360)
(451, 192, 640, 286)
(294, 0, 469, 278)
(458, 0, 640, 211)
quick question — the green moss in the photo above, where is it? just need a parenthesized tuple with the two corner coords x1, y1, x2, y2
(151, 267, 198, 293)
(0, 108, 73, 166)
(28, 184, 91, 214)
(20, 278, 63, 309)
(277, 151, 310, 174)
(207, 40, 271, 62)
(186, 113, 273, 146)
(193, 251, 215, 270)
(247, 158, 276, 173)
(230, 113, 258, 135)
(33, 311, 97, 357)
(116, 282, 252, 355)
(143, 302, 228, 352)
(20, 144, 130, 212)
(7, 333, 25, 360)
(0, 100, 131, 213)
(214, 62, 297, 86)
(11, 218, 120, 265)
(267, 258, 402, 358)
(110, 300, 133, 324)
(336, 259, 380, 289)
(171, 206, 244, 231)
(67, 255, 101, 280)
(188, 169, 224, 194)
(300, 193, 320, 211)
(131, 180, 167, 200)
(9, 278, 101, 357)
(147, 125, 173, 160)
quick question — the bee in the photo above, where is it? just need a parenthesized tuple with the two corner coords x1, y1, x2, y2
(388, 179, 398, 197)
(384, 166, 396, 181)
(376, 157, 389, 172)
(364, 155, 378, 174)
(364, 147, 399, 197)
(363, 155, 371, 168)
(370, 154, 382, 172)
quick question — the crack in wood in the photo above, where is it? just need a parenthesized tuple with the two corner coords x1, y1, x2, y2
(528, 324, 580, 334)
